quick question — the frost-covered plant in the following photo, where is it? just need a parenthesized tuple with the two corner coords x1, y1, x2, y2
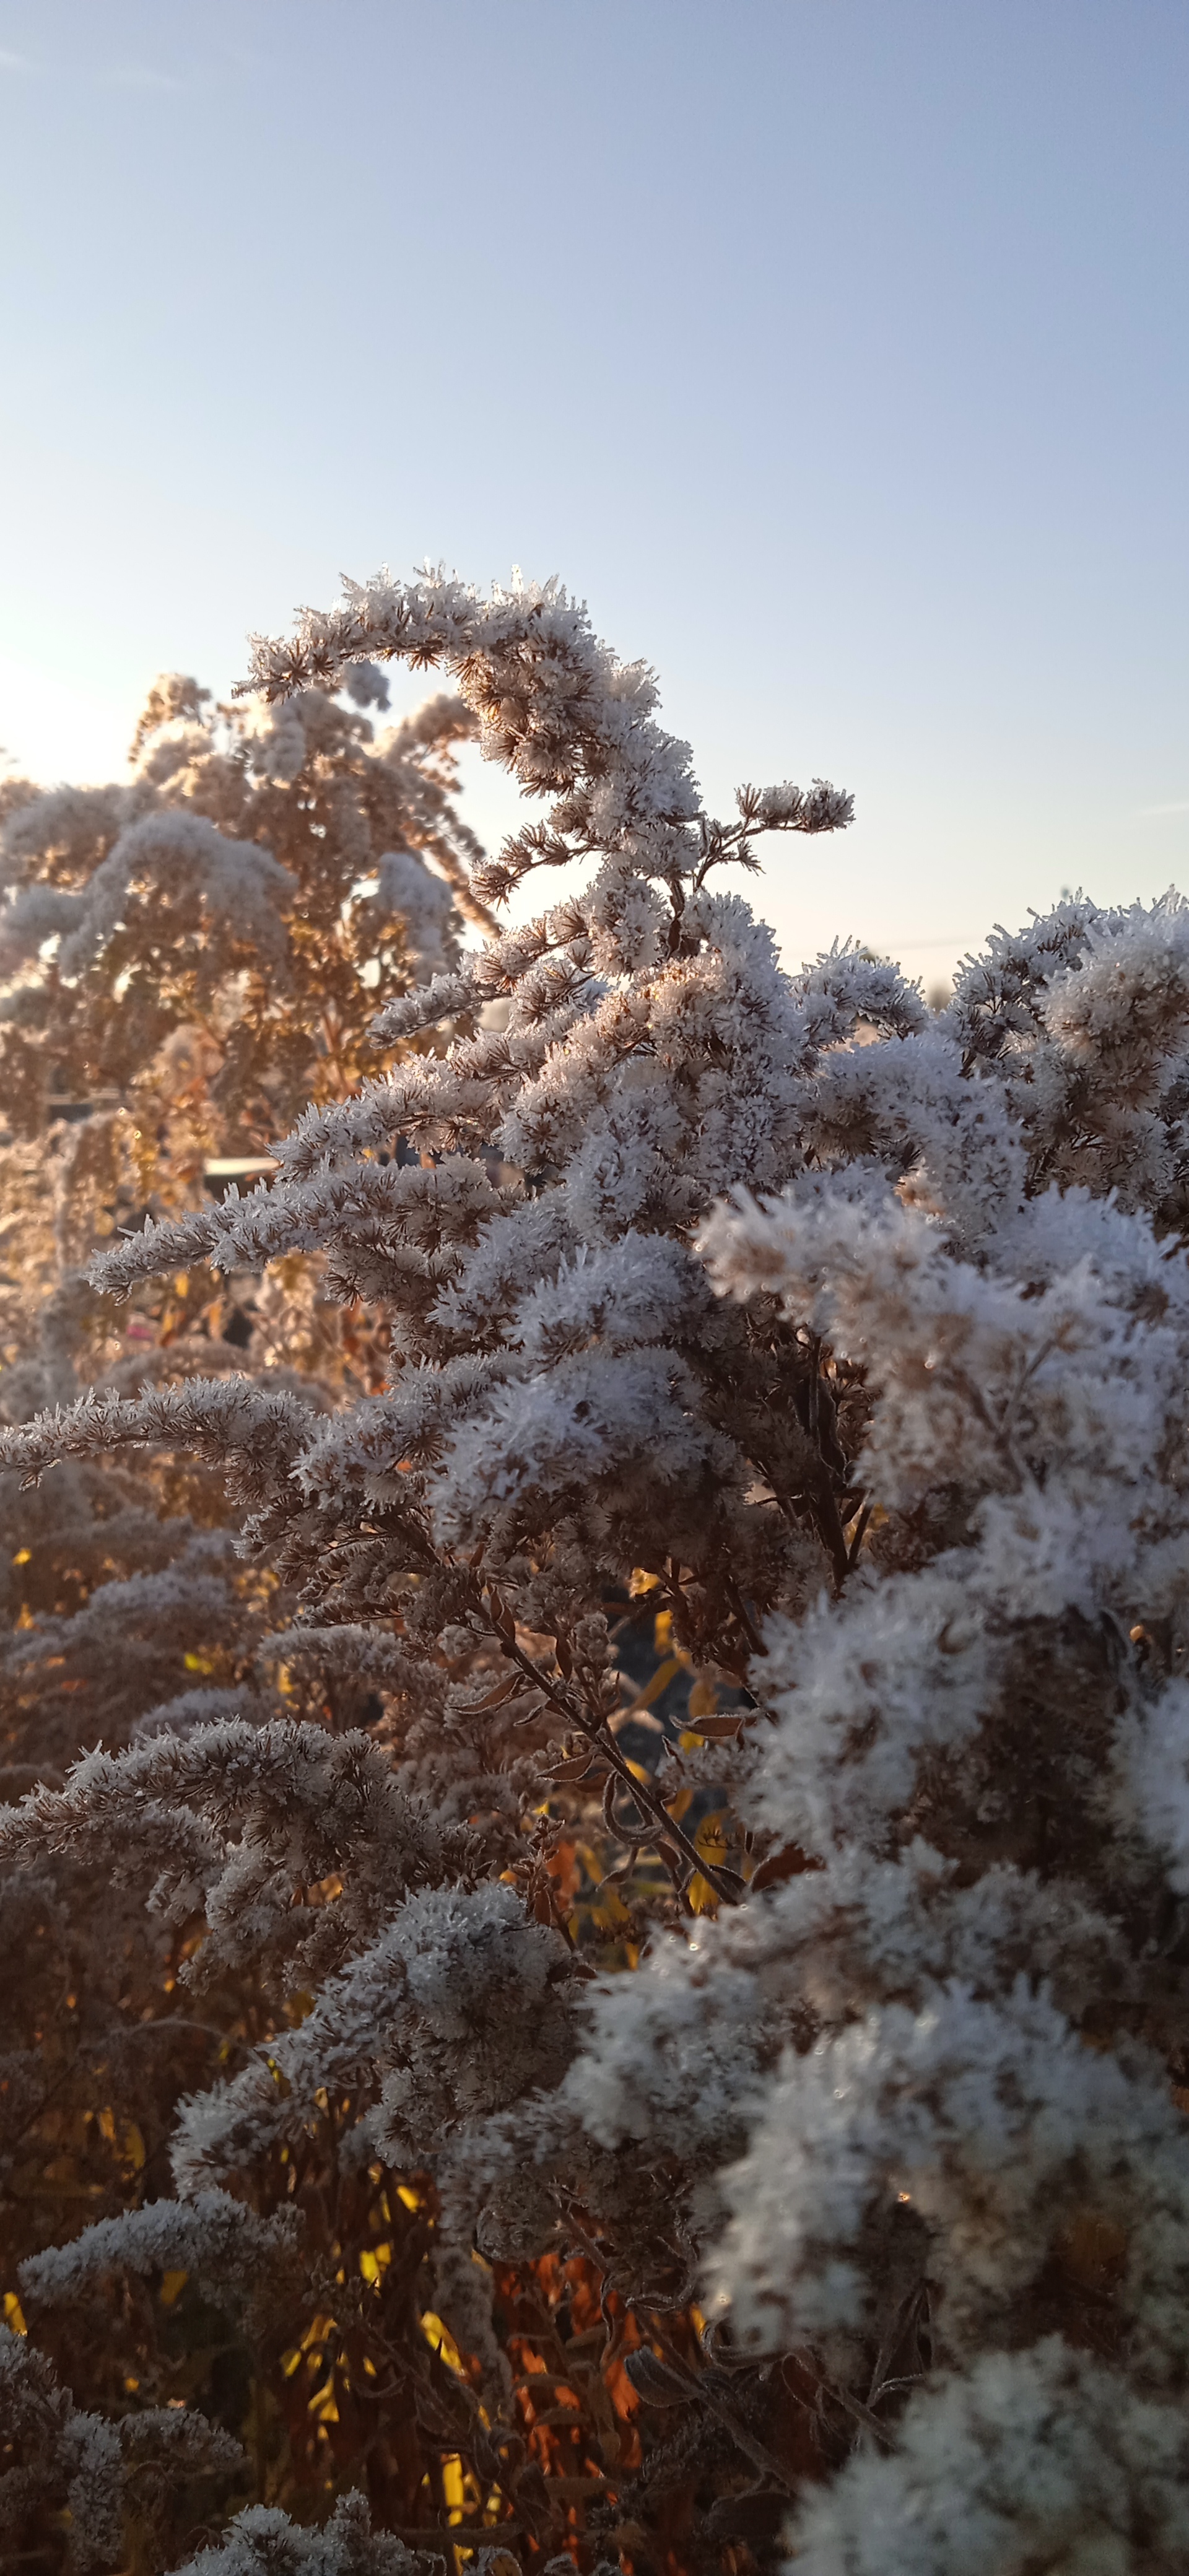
(0, 663, 487, 1162)
(0, 655, 487, 1757)
(6, 565, 1189, 2571)
(0, 650, 491, 1741)
(0, 655, 499, 2566)
(0, 2317, 243, 2574)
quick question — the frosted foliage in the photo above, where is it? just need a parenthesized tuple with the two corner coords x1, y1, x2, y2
(0, 659, 484, 1236)
(558, 1921, 763, 2159)
(4, 809, 297, 993)
(372, 850, 457, 981)
(172, 2491, 437, 2575)
(9, 566, 1189, 2567)
(790, 2343, 1189, 2575)
(0, 2323, 242, 2575)
(20, 2189, 303, 2323)
(170, 1883, 576, 2190)
(0, 1717, 471, 1981)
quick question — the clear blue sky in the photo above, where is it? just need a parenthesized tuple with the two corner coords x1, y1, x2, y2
(1, 0, 1187, 991)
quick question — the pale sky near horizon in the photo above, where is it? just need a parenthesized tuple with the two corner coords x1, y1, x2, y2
(1, 0, 1187, 994)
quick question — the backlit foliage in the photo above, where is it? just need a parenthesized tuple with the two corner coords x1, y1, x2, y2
(6, 567, 1189, 2573)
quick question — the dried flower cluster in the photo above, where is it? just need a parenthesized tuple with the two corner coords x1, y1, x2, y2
(4, 565, 1189, 2574)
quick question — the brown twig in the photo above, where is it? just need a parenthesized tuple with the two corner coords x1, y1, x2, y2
(485, 1601, 743, 1908)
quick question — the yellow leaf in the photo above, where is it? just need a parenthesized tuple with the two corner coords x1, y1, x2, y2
(687, 1678, 718, 1718)
(421, 2310, 465, 2374)
(3, 2291, 27, 2336)
(687, 1872, 719, 1915)
(610, 1658, 684, 1734)
(308, 2372, 339, 2422)
(591, 1885, 631, 1930)
(629, 1569, 661, 1596)
(396, 2183, 422, 2212)
(299, 2311, 337, 2351)
(695, 1812, 727, 1865)
(12, 1547, 30, 1567)
(159, 2269, 188, 2307)
(123, 2123, 147, 2171)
